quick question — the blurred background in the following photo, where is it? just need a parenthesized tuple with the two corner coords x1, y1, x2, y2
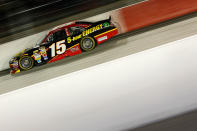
(0, 0, 120, 39)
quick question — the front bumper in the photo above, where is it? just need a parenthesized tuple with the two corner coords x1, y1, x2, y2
(10, 69, 21, 74)
(9, 58, 20, 74)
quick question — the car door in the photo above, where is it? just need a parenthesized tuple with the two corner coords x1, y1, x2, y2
(47, 29, 67, 58)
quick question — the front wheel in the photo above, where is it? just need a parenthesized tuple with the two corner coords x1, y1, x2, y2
(80, 36, 96, 52)
(19, 56, 34, 70)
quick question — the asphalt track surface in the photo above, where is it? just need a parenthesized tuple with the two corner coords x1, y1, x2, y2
(129, 109, 197, 131)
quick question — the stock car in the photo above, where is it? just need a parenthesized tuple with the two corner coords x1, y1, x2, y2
(9, 17, 118, 74)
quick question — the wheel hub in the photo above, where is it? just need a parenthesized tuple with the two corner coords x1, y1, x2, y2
(83, 39, 93, 49)
(21, 58, 31, 68)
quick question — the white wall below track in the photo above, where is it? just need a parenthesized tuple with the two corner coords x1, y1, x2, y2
(0, 35, 197, 131)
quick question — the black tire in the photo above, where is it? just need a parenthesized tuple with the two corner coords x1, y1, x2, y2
(80, 36, 96, 52)
(19, 56, 34, 70)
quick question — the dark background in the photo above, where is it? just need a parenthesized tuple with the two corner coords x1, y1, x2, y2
(0, 0, 119, 38)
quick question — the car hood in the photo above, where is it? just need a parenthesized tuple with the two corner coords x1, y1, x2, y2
(15, 48, 32, 57)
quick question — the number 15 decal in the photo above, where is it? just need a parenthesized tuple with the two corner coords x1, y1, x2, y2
(49, 40, 66, 57)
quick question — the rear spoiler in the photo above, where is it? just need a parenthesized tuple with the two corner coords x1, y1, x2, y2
(77, 16, 112, 25)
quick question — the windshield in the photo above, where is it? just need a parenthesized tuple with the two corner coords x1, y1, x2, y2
(35, 34, 47, 47)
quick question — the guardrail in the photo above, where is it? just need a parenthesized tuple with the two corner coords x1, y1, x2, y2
(114, 0, 197, 33)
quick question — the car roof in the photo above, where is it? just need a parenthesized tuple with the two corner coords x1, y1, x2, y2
(49, 21, 92, 34)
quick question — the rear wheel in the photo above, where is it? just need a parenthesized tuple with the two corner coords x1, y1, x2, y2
(19, 56, 34, 70)
(80, 36, 96, 51)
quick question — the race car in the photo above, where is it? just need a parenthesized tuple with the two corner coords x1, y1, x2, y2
(9, 17, 118, 74)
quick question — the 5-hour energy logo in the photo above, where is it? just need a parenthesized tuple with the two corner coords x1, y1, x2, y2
(67, 23, 109, 43)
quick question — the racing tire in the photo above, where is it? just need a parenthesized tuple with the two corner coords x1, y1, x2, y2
(80, 36, 96, 52)
(19, 56, 34, 70)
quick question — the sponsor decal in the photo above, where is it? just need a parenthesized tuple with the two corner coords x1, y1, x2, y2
(82, 24, 103, 36)
(103, 22, 110, 28)
(67, 24, 104, 43)
(98, 36, 108, 42)
(70, 46, 79, 52)
(32, 50, 42, 63)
